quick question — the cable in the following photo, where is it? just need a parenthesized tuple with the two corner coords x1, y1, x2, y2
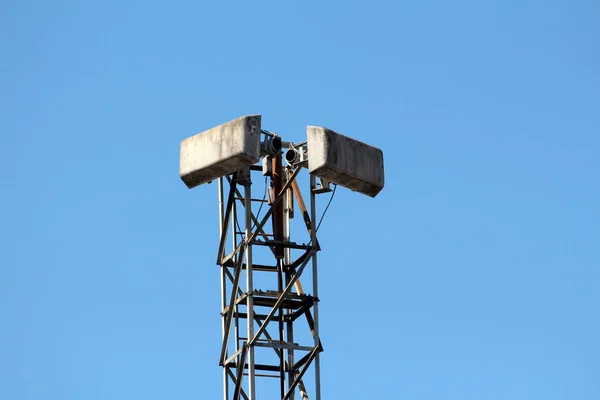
(235, 209, 243, 238)
(315, 184, 337, 233)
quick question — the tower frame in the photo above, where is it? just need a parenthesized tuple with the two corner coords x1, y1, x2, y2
(180, 115, 384, 400)
(215, 155, 324, 400)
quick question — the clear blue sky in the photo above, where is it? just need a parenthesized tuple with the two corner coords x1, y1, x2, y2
(2, 1, 599, 399)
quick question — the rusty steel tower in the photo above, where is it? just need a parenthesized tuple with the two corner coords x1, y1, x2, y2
(179, 115, 384, 400)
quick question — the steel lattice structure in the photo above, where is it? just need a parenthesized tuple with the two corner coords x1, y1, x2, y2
(179, 115, 384, 400)
(215, 154, 325, 400)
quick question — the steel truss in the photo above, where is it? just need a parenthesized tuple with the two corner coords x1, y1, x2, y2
(216, 156, 324, 400)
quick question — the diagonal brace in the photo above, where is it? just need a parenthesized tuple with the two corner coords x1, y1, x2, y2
(219, 246, 245, 365)
(247, 166, 301, 245)
(233, 345, 248, 400)
(248, 246, 316, 346)
(227, 367, 249, 400)
(283, 345, 319, 400)
(225, 175, 275, 250)
(291, 179, 320, 251)
(217, 177, 237, 264)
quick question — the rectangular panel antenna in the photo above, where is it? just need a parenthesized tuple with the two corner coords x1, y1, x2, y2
(180, 115, 262, 189)
(307, 126, 385, 197)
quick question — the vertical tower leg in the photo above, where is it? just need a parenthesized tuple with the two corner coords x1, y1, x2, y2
(218, 177, 230, 400)
(284, 167, 295, 400)
(244, 177, 256, 400)
(310, 175, 321, 400)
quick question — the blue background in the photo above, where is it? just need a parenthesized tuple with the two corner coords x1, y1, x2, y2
(2, 1, 599, 399)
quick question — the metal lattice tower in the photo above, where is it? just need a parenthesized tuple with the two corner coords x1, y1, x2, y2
(216, 161, 323, 400)
(179, 115, 384, 400)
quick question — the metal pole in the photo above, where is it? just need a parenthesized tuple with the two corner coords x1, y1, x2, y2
(270, 153, 286, 398)
(244, 175, 256, 400)
(283, 167, 295, 400)
(218, 177, 229, 400)
(309, 174, 321, 400)
(272, 153, 284, 259)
